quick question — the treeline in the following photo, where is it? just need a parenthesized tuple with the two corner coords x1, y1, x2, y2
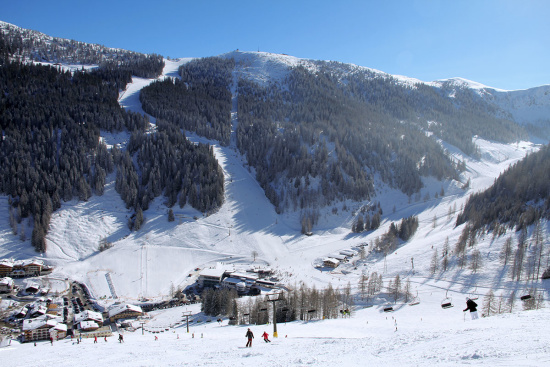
(140, 57, 233, 145)
(199, 282, 354, 323)
(0, 22, 164, 78)
(456, 145, 550, 233)
(201, 288, 239, 317)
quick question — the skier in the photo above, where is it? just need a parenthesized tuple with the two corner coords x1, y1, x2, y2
(118, 334, 124, 343)
(94, 336, 98, 343)
(262, 331, 271, 343)
(463, 297, 479, 320)
(245, 328, 254, 347)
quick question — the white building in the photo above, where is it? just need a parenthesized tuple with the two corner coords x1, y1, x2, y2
(0, 277, 14, 293)
(221, 277, 247, 293)
(74, 310, 104, 327)
(198, 268, 227, 288)
(22, 315, 67, 342)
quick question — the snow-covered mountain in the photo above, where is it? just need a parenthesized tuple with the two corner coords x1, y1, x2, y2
(1, 22, 550, 366)
(222, 50, 550, 128)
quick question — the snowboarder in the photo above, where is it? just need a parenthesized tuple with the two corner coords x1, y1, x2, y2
(262, 331, 271, 343)
(463, 297, 479, 320)
(245, 328, 254, 347)
(118, 334, 124, 343)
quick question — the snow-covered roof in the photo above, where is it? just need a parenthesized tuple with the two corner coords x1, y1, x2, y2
(108, 304, 143, 318)
(328, 254, 347, 261)
(25, 281, 40, 290)
(198, 268, 226, 278)
(339, 250, 357, 257)
(74, 310, 103, 323)
(53, 323, 67, 332)
(229, 272, 258, 280)
(0, 259, 14, 268)
(31, 305, 48, 315)
(78, 321, 99, 330)
(0, 277, 14, 286)
(323, 258, 340, 265)
(22, 318, 50, 331)
(22, 317, 64, 331)
(0, 258, 44, 270)
(222, 277, 246, 286)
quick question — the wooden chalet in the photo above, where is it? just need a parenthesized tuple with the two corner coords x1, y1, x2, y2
(323, 258, 340, 268)
(108, 303, 143, 323)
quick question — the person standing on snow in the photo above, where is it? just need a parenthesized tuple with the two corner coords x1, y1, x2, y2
(262, 331, 271, 343)
(245, 328, 254, 347)
(463, 297, 479, 320)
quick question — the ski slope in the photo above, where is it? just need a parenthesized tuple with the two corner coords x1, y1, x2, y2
(2, 302, 549, 366)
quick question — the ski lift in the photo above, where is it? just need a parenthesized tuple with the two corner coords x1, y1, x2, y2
(441, 290, 453, 309)
(409, 290, 420, 306)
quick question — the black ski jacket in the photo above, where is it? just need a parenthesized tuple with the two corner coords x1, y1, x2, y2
(463, 299, 477, 312)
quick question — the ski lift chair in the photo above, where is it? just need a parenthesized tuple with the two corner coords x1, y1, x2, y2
(383, 304, 394, 312)
(441, 291, 453, 309)
(409, 290, 420, 306)
(520, 294, 532, 301)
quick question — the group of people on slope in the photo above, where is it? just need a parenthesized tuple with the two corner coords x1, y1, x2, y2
(245, 328, 271, 347)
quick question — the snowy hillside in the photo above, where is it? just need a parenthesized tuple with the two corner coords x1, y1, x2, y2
(1, 43, 550, 365)
(2, 303, 550, 366)
(0, 54, 543, 303)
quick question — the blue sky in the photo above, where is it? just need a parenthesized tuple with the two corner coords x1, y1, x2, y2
(2, 0, 549, 90)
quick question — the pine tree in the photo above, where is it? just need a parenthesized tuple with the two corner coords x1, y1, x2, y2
(392, 274, 401, 303)
(470, 248, 482, 273)
(403, 278, 412, 302)
(500, 236, 513, 266)
(507, 291, 517, 313)
(134, 207, 144, 231)
(430, 249, 439, 274)
(482, 289, 497, 317)
(358, 273, 368, 300)
(442, 237, 450, 272)
(168, 208, 175, 222)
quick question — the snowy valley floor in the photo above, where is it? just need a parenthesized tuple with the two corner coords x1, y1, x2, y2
(2, 304, 550, 366)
